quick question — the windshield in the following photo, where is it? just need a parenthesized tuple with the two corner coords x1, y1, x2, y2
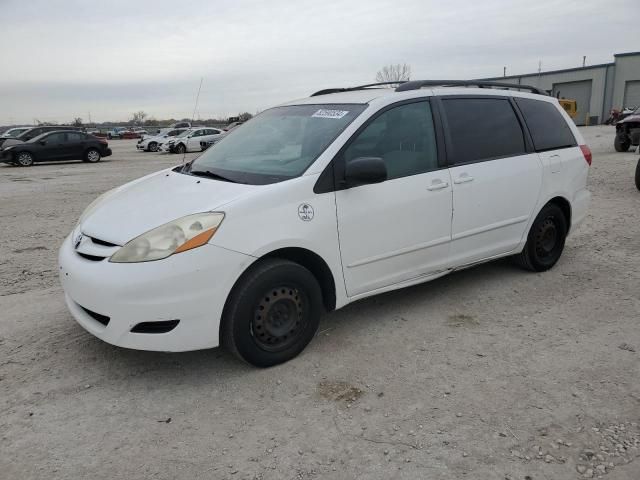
(2, 128, 28, 137)
(186, 104, 366, 184)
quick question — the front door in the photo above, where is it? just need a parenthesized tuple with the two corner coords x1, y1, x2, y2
(334, 100, 453, 297)
(39, 132, 69, 160)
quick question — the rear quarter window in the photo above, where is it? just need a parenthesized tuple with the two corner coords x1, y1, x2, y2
(514, 98, 577, 151)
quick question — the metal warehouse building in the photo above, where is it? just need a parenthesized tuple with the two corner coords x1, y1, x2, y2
(482, 51, 640, 125)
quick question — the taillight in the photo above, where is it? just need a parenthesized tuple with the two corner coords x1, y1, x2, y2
(580, 145, 592, 166)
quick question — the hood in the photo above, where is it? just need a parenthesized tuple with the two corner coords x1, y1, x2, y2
(81, 169, 256, 245)
(1, 138, 22, 149)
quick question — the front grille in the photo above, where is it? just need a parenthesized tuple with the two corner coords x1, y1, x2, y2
(79, 305, 110, 326)
(88, 236, 118, 247)
(131, 320, 180, 334)
(77, 252, 106, 261)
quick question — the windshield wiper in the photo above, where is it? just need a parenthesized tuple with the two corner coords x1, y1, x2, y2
(189, 169, 239, 183)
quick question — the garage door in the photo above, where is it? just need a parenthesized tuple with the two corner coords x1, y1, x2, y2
(623, 81, 640, 108)
(552, 80, 592, 126)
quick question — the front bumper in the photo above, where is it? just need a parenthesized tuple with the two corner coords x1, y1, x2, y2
(102, 148, 112, 158)
(58, 233, 255, 351)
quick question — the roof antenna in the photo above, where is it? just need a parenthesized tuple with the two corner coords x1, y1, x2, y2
(183, 77, 203, 168)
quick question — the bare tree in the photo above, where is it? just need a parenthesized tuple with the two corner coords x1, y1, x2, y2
(237, 112, 253, 122)
(130, 111, 148, 125)
(375, 64, 412, 85)
(72, 117, 83, 127)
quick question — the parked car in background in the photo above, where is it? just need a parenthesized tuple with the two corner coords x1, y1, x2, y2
(121, 128, 148, 139)
(59, 80, 591, 367)
(0, 127, 32, 148)
(137, 127, 190, 152)
(614, 106, 640, 152)
(1, 125, 79, 149)
(107, 127, 128, 139)
(166, 127, 223, 153)
(223, 121, 244, 132)
(1, 126, 31, 138)
(2, 131, 111, 167)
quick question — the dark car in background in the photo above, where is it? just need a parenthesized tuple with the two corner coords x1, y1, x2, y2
(0, 125, 80, 149)
(1, 131, 111, 167)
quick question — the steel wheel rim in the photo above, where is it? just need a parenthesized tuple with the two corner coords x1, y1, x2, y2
(534, 217, 559, 260)
(251, 286, 306, 352)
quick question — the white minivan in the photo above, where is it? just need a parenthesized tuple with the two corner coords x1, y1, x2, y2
(59, 80, 591, 367)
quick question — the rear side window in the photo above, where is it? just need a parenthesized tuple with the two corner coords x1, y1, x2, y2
(68, 132, 85, 142)
(514, 98, 577, 151)
(441, 98, 526, 165)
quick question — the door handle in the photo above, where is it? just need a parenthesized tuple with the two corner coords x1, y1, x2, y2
(426, 180, 449, 191)
(453, 175, 474, 184)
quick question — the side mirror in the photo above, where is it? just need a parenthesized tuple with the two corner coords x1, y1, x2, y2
(344, 157, 387, 187)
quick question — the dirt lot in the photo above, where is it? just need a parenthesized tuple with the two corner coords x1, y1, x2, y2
(1, 127, 639, 480)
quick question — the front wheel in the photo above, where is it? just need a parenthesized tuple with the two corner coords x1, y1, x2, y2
(222, 259, 323, 367)
(148, 141, 158, 152)
(16, 151, 34, 167)
(514, 203, 568, 272)
(635, 158, 640, 191)
(174, 143, 186, 154)
(84, 148, 101, 163)
(614, 134, 631, 152)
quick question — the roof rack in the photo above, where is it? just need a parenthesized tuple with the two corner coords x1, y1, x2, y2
(395, 80, 547, 95)
(310, 81, 405, 97)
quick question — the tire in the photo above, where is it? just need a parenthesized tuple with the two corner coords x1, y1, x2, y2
(514, 203, 568, 272)
(15, 151, 34, 167)
(614, 134, 631, 152)
(148, 142, 158, 152)
(85, 148, 101, 163)
(635, 158, 640, 191)
(175, 143, 186, 154)
(221, 258, 323, 367)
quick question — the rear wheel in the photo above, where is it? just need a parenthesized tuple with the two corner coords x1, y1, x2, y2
(16, 151, 34, 167)
(514, 203, 567, 272)
(85, 148, 101, 163)
(148, 141, 158, 152)
(222, 259, 323, 367)
(635, 158, 640, 191)
(614, 134, 631, 152)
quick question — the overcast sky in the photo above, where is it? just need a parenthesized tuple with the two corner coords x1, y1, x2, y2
(1, 0, 638, 125)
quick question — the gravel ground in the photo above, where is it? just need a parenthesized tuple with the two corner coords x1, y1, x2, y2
(1, 127, 639, 480)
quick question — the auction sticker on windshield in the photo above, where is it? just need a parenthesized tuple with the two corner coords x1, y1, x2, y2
(311, 109, 349, 119)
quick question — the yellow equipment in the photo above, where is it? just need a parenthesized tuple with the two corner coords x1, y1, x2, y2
(558, 99, 577, 119)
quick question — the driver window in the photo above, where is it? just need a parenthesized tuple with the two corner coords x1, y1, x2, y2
(343, 101, 438, 180)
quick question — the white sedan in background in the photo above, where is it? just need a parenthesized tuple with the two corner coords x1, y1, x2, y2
(137, 127, 190, 152)
(163, 127, 224, 153)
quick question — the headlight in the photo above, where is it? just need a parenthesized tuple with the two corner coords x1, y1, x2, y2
(3, 146, 14, 151)
(109, 212, 224, 263)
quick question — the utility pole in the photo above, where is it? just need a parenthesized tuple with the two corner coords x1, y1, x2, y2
(582, 56, 586, 67)
(503, 66, 506, 77)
